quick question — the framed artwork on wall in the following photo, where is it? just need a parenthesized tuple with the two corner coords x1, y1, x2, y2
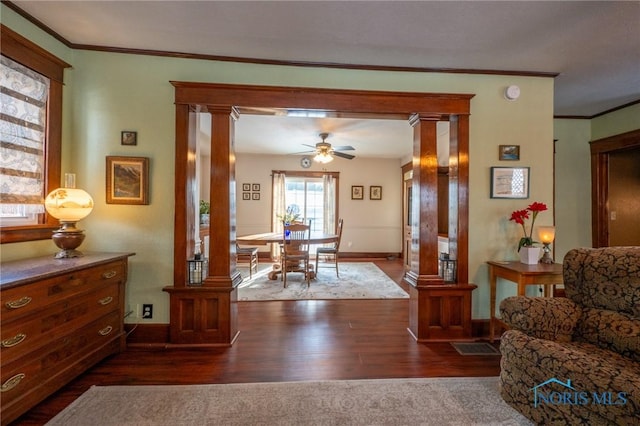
(106, 156, 149, 204)
(252, 192, 260, 200)
(121, 131, 137, 146)
(242, 183, 251, 191)
(242, 192, 250, 200)
(498, 145, 520, 161)
(490, 166, 530, 199)
(351, 185, 364, 200)
(370, 185, 382, 200)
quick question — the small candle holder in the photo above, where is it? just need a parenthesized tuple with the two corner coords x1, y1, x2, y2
(187, 239, 208, 286)
(439, 253, 457, 283)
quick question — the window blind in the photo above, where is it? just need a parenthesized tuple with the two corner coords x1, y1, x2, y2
(0, 55, 49, 214)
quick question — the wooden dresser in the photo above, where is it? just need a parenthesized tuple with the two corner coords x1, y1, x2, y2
(0, 252, 133, 425)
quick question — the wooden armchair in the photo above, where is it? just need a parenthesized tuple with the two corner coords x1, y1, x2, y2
(315, 218, 344, 277)
(281, 221, 311, 287)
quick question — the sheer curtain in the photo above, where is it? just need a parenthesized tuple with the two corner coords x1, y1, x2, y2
(271, 172, 286, 259)
(323, 174, 336, 234)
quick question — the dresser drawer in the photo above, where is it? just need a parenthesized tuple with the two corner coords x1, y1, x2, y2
(0, 310, 121, 405)
(1, 260, 125, 321)
(1, 282, 121, 365)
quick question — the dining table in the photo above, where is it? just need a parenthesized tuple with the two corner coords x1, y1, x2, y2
(237, 231, 338, 280)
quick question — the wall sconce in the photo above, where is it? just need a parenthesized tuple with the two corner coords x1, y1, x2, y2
(538, 226, 556, 264)
(187, 239, 208, 286)
(439, 252, 457, 283)
(44, 174, 94, 258)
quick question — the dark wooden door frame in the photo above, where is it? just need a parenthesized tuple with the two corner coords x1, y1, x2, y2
(590, 129, 640, 247)
(167, 82, 474, 345)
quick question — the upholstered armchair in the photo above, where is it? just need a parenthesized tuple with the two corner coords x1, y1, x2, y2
(499, 246, 640, 425)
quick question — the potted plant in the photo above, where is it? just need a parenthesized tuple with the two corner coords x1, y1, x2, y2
(509, 201, 547, 264)
(199, 200, 210, 226)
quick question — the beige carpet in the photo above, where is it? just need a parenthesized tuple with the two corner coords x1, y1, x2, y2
(237, 262, 408, 301)
(47, 377, 532, 425)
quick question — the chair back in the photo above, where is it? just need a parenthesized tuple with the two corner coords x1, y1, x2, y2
(334, 218, 344, 249)
(282, 222, 311, 256)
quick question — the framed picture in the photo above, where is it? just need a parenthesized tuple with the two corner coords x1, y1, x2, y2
(242, 183, 251, 191)
(490, 167, 530, 199)
(106, 156, 149, 204)
(370, 185, 382, 200)
(351, 185, 364, 200)
(242, 192, 250, 200)
(252, 183, 260, 192)
(121, 131, 137, 146)
(498, 145, 520, 161)
(252, 192, 260, 200)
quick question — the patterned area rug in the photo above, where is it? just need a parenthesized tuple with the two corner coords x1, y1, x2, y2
(237, 262, 408, 301)
(46, 377, 533, 425)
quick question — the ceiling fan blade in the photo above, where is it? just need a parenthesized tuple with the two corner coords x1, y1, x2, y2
(289, 150, 315, 155)
(331, 145, 355, 151)
(333, 151, 355, 160)
(301, 144, 317, 149)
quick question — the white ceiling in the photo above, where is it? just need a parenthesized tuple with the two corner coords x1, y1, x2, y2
(9, 1, 640, 159)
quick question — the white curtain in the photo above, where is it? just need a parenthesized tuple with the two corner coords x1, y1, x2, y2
(271, 172, 286, 259)
(0, 55, 49, 214)
(323, 174, 336, 234)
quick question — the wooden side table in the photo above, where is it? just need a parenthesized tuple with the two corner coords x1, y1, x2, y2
(487, 260, 563, 342)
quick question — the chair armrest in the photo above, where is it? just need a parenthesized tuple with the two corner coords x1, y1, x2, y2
(499, 297, 582, 342)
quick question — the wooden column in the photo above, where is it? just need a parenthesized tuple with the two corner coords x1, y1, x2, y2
(164, 105, 241, 346)
(405, 114, 475, 342)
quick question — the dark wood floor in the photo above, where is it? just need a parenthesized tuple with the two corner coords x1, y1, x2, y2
(11, 259, 501, 425)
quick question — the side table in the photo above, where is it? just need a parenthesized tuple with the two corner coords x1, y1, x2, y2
(487, 260, 563, 342)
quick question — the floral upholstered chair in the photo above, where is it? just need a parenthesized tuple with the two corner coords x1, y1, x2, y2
(499, 246, 640, 425)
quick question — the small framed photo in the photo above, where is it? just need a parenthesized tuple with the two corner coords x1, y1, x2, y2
(499, 145, 520, 161)
(252, 192, 260, 200)
(242, 192, 250, 200)
(121, 131, 137, 146)
(351, 185, 364, 200)
(242, 183, 251, 191)
(490, 167, 530, 199)
(106, 156, 149, 204)
(252, 183, 260, 192)
(370, 185, 382, 200)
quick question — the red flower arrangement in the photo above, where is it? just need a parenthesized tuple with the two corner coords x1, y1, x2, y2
(509, 201, 548, 251)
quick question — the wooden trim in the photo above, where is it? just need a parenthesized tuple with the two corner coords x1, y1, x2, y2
(0, 25, 66, 244)
(590, 129, 640, 247)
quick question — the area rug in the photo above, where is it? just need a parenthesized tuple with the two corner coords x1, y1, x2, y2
(237, 262, 408, 301)
(451, 342, 501, 356)
(46, 377, 532, 426)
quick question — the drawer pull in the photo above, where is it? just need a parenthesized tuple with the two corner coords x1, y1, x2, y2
(1, 333, 27, 348)
(6, 296, 32, 309)
(102, 270, 117, 279)
(99, 325, 113, 336)
(98, 296, 114, 306)
(1, 373, 25, 392)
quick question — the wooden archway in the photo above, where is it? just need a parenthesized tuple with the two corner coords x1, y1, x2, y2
(164, 82, 475, 345)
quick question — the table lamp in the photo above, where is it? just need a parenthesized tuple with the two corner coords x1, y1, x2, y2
(44, 174, 94, 258)
(538, 226, 556, 264)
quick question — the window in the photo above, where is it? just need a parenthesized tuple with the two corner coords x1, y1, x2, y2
(0, 25, 69, 243)
(272, 171, 338, 255)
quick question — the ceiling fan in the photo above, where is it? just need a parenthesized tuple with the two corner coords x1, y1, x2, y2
(297, 132, 356, 163)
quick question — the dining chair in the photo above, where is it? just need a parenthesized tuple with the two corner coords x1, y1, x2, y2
(315, 218, 344, 277)
(281, 221, 311, 287)
(236, 244, 259, 278)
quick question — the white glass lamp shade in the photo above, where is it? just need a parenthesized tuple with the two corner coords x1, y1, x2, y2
(45, 188, 94, 222)
(314, 152, 334, 164)
(537, 226, 556, 244)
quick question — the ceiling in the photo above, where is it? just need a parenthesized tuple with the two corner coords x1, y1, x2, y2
(9, 1, 640, 159)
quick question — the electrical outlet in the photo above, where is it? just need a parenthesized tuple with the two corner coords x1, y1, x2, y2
(142, 304, 153, 319)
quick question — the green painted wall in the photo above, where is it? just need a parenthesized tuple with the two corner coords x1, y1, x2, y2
(2, 5, 558, 322)
(591, 103, 640, 140)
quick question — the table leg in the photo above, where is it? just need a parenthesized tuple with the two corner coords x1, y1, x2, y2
(489, 267, 497, 343)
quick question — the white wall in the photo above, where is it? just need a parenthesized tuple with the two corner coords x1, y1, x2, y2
(236, 154, 404, 254)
